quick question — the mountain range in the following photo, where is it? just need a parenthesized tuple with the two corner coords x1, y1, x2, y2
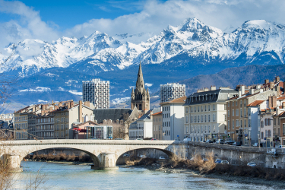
(0, 18, 284, 113)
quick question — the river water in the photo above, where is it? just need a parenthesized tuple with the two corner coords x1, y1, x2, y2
(13, 161, 281, 190)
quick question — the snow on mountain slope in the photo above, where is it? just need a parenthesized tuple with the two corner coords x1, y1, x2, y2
(1, 18, 285, 76)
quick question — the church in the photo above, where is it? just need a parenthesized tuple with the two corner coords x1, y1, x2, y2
(131, 63, 150, 113)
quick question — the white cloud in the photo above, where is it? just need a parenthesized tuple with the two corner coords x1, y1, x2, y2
(19, 87, 51, 92)
(2, 0, 285, 48)
(111, 97, 130, 104)
(145, 83, 153, 87)
(68, 90, 82, 96)
(0, 0, 59, 48)
(65, 0, 285, 43)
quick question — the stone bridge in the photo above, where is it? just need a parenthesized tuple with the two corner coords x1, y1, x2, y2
(0, 139, 179, 171)
(2, 140, 284, 172)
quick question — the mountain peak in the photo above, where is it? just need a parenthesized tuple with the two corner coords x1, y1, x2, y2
(179, 17, 203, 32)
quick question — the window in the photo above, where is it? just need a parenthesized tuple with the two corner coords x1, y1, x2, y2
(265, 130, 268, 137)
(268, 130, 271, 137)
(194, 107, 196, 112)
(248, 119, 251, 127)
(244, 119, 247, 128)
(205, 115, 206, 122)
(236, 109, 239, 116)
(283, 124, 285, 136)
(191, 107, 193, 112)
(213, 114, 216, 122)
(228, 120, 230, 130)
(244, 108, 246, 117)
(228, 110, 230, 117)
(198, 106, 200, 112)
(208, 115, 210, 122)
(240, 120, 243, 128)
(186, 107, 188, 113)
(232, 121, 235, 129)
(224, 114, 226, 121)
(261, 132, 264, 139)
(201, 115, 203, 122)
(261, 121, 264, 128)
(208, 105, 210, 111)
(205, 105, 207, 111)
(198, 116, 200, 123)
(186, 116, 188, 123)
(240, 100, 242, 107)
(240, 109, 242, 117)
(201, 106, 203, 112)
(236, 120, 239, 127)
(274, 118, 276, 125)
(213, 104, 216, 111)
(236, 101, 237, 106)
(232, 109, 234, 116)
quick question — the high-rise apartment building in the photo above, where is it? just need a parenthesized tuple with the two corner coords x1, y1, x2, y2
(160, 83, 186, 103)
(82, 79, 110, 109)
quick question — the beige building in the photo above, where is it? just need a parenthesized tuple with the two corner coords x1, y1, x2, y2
(152, 111, 162, 140)
(184, 86, 237, 142)
(226, 77, 282, 145)
(53, 101, 94, 139)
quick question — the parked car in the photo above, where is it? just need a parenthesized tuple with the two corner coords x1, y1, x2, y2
(252, 143, 259, 147)
(225, 139, 235, 145)
(215, 159, 222, 164)
(136, 138, 143, 140)
(159, 156, 166, 160)
(216, 139, 225, 144)
(278, 145, 285, 148)
(206, 139, 213, 143)
(233, 141, 241, 146)
(123, 153, 130, 157)
(151, 138, 157, 140)
(183, 138, 191, 142)
(247, 162, 256, 167)
(221, 160, 229, 164)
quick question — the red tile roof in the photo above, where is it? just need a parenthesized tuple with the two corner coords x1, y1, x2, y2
(247, 100, 265, 107)
(160, 96, 187, 105)
(152, 111, 162, 116)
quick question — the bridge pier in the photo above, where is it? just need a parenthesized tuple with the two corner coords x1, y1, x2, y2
(1, 155, 23, 172)
(91, 153, 116, 170)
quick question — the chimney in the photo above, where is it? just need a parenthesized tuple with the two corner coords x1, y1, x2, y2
(238, 91, 242, 97)
(241, 85, 245, 95)
(59, 102, 62, 107)
(275, 76, 280, 82)
(260, 88, 264, 93)
(204, 87, 209, 91)
(276, 86, 281, 96)
(70, 101, 74, 108)
(268, 96, 273, 108)
(250, 89, 255, 95)
(269, 82, 274, 89)
(277, 106, 281, 115)
(84, 101, 90, 107)
(265, 79, 269, 84)
(272, 96, 277, 108)
(79, 100, 83, 123)
(210, 86, 216, 91)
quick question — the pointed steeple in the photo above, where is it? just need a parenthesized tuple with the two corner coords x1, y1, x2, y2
(136, 62, 145, 93)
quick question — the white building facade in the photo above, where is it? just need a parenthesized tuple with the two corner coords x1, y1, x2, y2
(82, 79, 110, 109)
(161, 97, 186, 141)
(160, 83, 186, 103)
(129, 110, 153, 140)
(184, 87, 238, 142)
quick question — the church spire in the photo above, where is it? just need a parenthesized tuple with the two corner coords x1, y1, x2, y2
(136, 62, 145, 93)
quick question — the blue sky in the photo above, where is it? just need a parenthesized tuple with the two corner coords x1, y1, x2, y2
(1, 0, 285, 47)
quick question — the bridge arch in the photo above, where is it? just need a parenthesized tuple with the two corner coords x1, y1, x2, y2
(20, 146, 101, 169)
(115, 147, 175, 165)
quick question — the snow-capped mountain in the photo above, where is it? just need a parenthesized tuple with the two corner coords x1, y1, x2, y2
(2, 18, 285, 113)
(2, 18, 285, 76)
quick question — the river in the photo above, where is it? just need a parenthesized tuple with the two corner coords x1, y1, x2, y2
(12, 161, 282, 190)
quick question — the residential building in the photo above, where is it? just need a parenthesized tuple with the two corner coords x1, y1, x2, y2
(93, 108, 142, 139)
(161, 96, 186, 141)
(13, 112, 29, 140)
(131, 63, 150, 113)
(129, 110, 153, 140)
(279, 111, 285, 146)
(82, 79, 110, 109)
(160, 83, 186, 103)
(53, 101, 94, 139)
(185, 86, 238, 142)
(227, 77, 282, 145)
(152, 111, 163, 140)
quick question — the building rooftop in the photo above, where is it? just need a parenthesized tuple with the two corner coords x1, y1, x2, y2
(247, 100, 265, 107)
(93, 108, 132, 124)
(152, 111, 162, 116)
(161, 96, 187, 105)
